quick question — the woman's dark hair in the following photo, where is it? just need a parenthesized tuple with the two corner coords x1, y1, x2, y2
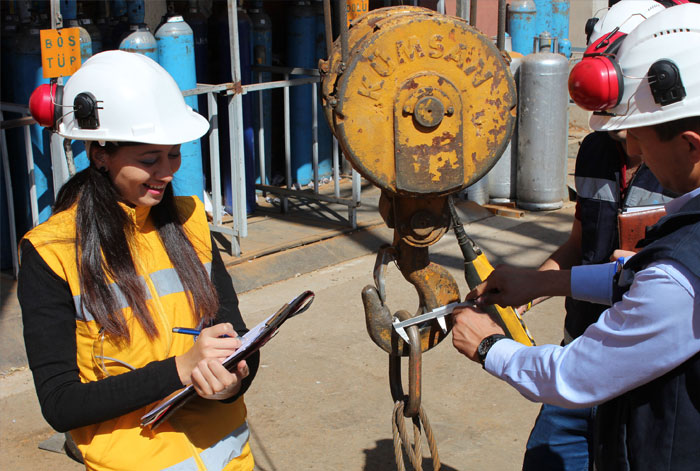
(53, 142, 218, 341)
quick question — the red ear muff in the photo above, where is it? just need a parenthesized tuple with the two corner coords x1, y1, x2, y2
(29, 82, 63, 129)
(568, 32, 626, 111)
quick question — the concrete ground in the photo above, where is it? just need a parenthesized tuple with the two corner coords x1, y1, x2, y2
(0, 198, 575, 471)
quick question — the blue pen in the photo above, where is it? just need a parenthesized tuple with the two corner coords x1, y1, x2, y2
(172, 327, 233, 338)
(172, 327, 202, 336)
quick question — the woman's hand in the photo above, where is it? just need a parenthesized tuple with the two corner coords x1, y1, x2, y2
(191, 358, 250, 400)
(175, 323, 242, 387)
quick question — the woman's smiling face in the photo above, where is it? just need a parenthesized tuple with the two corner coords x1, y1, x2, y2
(95, 144, 182, 207)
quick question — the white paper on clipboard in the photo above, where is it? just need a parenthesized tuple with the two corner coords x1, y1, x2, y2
(140, 290, 314, 428)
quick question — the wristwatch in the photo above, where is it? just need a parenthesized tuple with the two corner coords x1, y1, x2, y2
(477, 334, 507, 367)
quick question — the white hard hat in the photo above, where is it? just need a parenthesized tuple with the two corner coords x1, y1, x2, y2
(590, 3, 700, 131)
(588, 0, 665, 45)
(57, 50, 209, 145)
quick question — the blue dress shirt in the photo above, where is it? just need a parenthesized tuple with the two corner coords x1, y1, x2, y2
(485, 187, 700, 408)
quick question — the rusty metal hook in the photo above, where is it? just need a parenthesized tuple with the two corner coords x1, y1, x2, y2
(362, 240, 460, 356)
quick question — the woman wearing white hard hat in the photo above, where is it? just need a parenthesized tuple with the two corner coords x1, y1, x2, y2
(20, 50, 257, 471)
(452, 3, 700, 470)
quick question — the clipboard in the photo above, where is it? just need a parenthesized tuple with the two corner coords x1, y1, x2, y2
(140, 290, 315, 429)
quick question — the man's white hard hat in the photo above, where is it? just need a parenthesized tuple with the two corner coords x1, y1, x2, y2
(58, 50, 209, 145)
(590, 2, 700, 131)
(588, 0, 665, 45)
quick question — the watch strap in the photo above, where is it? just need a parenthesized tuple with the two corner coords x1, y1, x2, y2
(477, 334, 507, 367)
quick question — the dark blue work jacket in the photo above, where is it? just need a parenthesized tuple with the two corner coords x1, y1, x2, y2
(594, 194, 700, 470)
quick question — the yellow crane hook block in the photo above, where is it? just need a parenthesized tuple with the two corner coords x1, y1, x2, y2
(321, 7, 517, 197)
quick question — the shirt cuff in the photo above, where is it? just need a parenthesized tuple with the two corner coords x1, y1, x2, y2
(484, 338, 526, 376)
(570, 261, 619, 306)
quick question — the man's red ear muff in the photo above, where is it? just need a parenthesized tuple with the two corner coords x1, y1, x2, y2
(568, 32, 626, 112)
(29, 82, 63, 129)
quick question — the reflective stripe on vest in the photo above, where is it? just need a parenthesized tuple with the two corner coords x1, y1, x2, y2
(72, 264, 212, 321)
(162, 422, 250, 471)
(575, 176, 618, 203)
(625, 186, 668, 207)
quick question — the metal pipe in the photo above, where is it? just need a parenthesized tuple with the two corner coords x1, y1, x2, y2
(227, 0, 245, 253)
(333, 137, 340, 198)
(497, 0, 507, 51)
(312, 82, 319, 193)
(207, 92, 223, 227)
(283, 72, 291, 213)
(338, 0, 349, 65)
(469, 0, 478, 27)
(323, 0, 333, 61)
(0, 111, 19, 277)
(256, 71, 266, 190)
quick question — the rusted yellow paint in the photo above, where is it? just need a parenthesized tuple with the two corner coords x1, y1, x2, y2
(322, 8, 516, 196)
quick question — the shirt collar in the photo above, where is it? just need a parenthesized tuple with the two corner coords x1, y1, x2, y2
(665, 187, 700, 215)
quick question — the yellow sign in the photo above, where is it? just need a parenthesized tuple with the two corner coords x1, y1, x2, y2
(346, 0, 368, 25)
(40, 28, 81, 78)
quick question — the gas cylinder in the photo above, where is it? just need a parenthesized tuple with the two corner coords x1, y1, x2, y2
(126, 0, 145, 25)
(110, 0, 130, 49)
(80, 18, 103, 54)
(156, 15, 205, 200)
(248, 0, 273, 184)
(94, 0, 114, 50)
(488, 55, 523, 203)
(535, 0, 570, 57)
(286, 0, 316, 186)
(119, 23, 158, 61)
(60, 0, 78, 20)
(183, 0, 208, 92)
(516, 49, 569, 210)
(508, 0, 536, 55)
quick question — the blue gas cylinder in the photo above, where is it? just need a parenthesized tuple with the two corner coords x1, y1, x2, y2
(126, 0, 145, 25)
(119, 23, 158, 61)
(110, 0, 130, 49)
(286, 0, 316, 186)
(60, 0, 78, 20)
(535, 0, 569, 54)
(80, 17, 103, 54)
(248, 0, 273, 185)
(156, 15, 205, 200)
(509, 0, 537, 55)
(314, 0, 332, 180)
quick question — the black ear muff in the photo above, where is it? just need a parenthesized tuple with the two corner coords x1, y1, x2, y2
(647, 59, 686, 106)
(73, 92, 100, 129)
(585, 17, 599, 44)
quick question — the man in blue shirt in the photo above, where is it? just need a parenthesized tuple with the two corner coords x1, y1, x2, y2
(451, 4, 700, 470)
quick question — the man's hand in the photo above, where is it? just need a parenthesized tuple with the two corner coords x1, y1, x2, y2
(452, 304, 505, 362)
(467, 265, 571, 308)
